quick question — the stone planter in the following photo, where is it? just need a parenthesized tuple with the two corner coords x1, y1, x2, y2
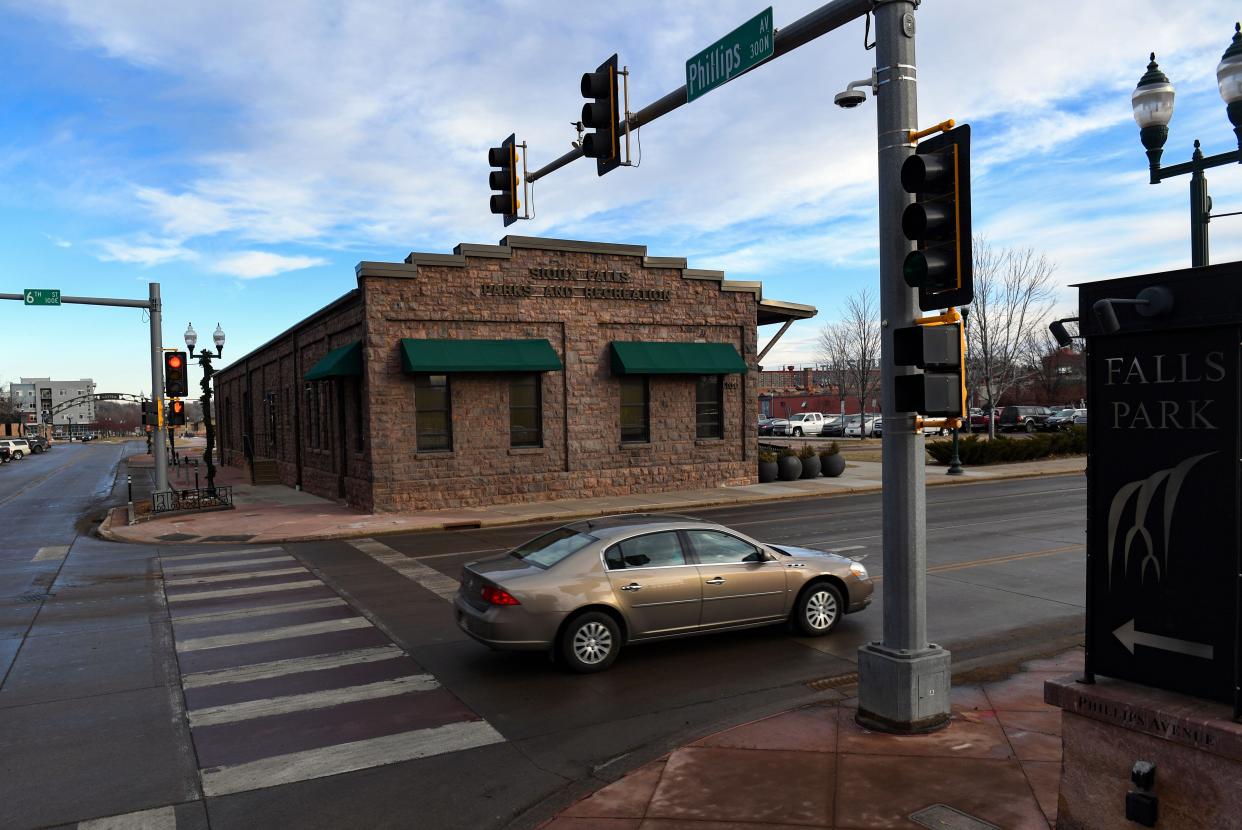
(776, 455, 802, 481)
(821, 453, 846, 478)
(758, 460, 778, 483)
(799, 455, 821, 479)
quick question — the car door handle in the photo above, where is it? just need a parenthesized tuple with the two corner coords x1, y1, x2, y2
(620, 583, 643, 591)
(705, 577, 726, 585)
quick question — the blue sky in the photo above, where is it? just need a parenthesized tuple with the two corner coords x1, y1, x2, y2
(1, 1, 1240, 395)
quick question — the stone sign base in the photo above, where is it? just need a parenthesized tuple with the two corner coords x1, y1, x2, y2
(1044, 674, 1242, 829)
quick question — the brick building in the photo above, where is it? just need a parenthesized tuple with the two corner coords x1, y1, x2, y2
(214, 236, 815, 512)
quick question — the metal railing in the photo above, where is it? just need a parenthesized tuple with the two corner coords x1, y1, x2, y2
(151, 485, 233, 515)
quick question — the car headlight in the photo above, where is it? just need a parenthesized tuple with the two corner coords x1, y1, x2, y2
(849, 561, 868, 579)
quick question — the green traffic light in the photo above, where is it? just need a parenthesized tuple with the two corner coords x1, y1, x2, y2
(903, 250, 954, 290)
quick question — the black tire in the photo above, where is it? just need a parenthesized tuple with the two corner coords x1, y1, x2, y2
(793, 428, 803, 437)
(1024, 420, 1036, 433)
(13, 451, 23, 460)
(792, 582, 844, 636)
(559, 611, 621, 673)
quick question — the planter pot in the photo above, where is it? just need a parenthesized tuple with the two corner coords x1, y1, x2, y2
(821, 453, 846, 478)
(758, 460, 778, 483)
(776, 455, 802, 481)
(799, 455, 821, 479)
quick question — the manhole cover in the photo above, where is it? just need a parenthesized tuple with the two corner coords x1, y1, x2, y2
(806, 672, 858, 691)
(909, 804, 999, 830)
(156, 533, 199, 541)
(200, 534, 256, 542)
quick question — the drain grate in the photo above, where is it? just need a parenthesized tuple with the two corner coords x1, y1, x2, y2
(909, 804, 1000, 830)
(200, 534, 256, 542)
(806, 672, 858, 691)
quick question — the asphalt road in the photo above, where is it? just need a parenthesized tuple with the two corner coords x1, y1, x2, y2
(0, 456, 1086, 829)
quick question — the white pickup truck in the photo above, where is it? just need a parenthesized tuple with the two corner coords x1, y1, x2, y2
(773, 412, 826, 437)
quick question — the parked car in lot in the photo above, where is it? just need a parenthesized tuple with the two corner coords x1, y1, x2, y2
(998, 405, 1054, 433)
(844, 414, 881, 438)
(758, 417, 785, 436)
(773, 412, 826, 437)
(0, 439, 32, 460)
(455, 514, 874, 672)
(25, 435, 52, 454)
(0, 445, 10, 463)
(1073, 409, 1088, 426)
(1044, 408, 1086, 431)
(820, 417, 846, 437)
(967, 407, 999, 432)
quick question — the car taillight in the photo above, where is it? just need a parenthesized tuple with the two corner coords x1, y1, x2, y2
(481, 585, 520, 606)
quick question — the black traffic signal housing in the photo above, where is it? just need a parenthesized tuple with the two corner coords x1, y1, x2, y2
(893, 322, 966, 418)
(141, 401, 159, 427)
(581, 54, 621, 176)
(164, 351, 189, 398)
(488, 133, 520, 226)
(901, 124, 972, 311)
(168, 399, 186, 426)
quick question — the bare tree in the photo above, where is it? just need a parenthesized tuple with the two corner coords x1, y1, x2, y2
(842, 288, 882, 428)
(815, 321, 852, 420)
(1021, 317, 1082, 405)
(964, 240, 1057, 437)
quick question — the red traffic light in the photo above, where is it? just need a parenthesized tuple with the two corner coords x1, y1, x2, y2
(167, 354, 183, 369)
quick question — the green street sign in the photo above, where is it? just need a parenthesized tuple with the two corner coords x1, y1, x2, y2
(686, 6, 774, 102)
(24, 289, 60, 306)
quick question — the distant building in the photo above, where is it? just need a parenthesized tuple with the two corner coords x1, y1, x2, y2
(8, 377, 97, 435)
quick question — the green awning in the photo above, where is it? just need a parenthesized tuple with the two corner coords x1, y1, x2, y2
(400, 338, 563, 373)
(304, 341, 362, 381)
(610, 341, 747, 375)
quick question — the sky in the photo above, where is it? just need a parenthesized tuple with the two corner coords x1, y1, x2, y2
(1, 0, 1240, 396)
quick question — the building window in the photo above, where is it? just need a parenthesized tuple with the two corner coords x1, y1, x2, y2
(509, 374, 542, 448)
(304, 383, 320, 449)
(415, 375, 452, 452)
(695, 375, 723, 439)
(620, 376, 649, 443)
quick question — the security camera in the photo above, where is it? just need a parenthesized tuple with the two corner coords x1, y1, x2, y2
(834, 89, 867, 108)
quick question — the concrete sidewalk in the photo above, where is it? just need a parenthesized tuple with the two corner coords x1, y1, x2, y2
(101, 452, 1085, 546)
(538, 648, 1080, 830)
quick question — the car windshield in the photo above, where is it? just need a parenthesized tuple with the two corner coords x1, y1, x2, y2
(509, 527, 598, 569)
(790, 414, 807, 422)
(1055, 409, 1075, 417)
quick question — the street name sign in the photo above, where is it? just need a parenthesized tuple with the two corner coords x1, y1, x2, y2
(24, 288, 60, 306)
(685, 6, 773, 102)
(1079, 263, 1241, 709)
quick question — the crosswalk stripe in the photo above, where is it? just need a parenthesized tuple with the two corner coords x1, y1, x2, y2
(165, 566, 307, 586)
(349, 538, 460, 601)
(200, 719, 504, 796)
(164, 555, 294, 574)
(182, 645, 406, 689)
(174, 597, 348, 625)
(32, 545, 70, 563)
(187, 674, 440, 727)
(166, 579, 323, 602)
(177, 617, 372, 653)
(77, 805, 177, 829)
(160, 547, 283, 562)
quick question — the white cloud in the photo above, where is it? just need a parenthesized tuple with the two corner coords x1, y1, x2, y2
(95, 235, 194, 267)
(209, 251, 328, 279)
(43, 233, 71, 248)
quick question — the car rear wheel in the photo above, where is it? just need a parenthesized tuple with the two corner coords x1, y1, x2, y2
(13, 451, 23, 460)
(793, 582, 843, 636)
(1024, 420, 1036, 433)
(560, 612, 620, 673)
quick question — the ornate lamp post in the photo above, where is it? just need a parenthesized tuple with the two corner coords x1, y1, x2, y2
(1135, 24, 1242, 267)
(184, 323, 225, 492)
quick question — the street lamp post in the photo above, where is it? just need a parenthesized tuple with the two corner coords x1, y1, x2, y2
(1134, 24, 1242, 267)
(947, 307, 968, 476)
(184, 323, 225, 493)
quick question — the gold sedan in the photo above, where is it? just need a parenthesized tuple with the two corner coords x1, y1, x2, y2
(455, 514, 873, 672)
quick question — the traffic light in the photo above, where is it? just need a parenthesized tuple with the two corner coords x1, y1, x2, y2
(141, 401, 159, 427)
(893, 320, 966, 419)
(580, 53, 620, 176)
(488, 133, 520, 226)
(900, 124, 972, 311)
(167, 399, 186, 426)
(164, 351, 189, 397)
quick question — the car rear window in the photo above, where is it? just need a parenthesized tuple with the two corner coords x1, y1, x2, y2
(509, 527, 597, 569)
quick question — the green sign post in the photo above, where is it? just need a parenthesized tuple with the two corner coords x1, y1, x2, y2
(24, 289, 60, 306)
(685, 7, 774, 102)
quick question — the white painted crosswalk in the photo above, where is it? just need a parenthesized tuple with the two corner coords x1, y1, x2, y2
(175, 616, 372, 652)
(349, 537, 461, 600)
(182, 645, 405, 689)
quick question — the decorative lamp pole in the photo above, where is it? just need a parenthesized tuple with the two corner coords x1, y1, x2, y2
(946, 308, 968, 476)
(184, 322, 225, 492)
(1136, 25, 1242, 268)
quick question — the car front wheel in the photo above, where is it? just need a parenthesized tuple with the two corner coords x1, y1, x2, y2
(793, 582, 844, 636)
(793, 428, 803, 437)
(560, 611, 621, 673)
(1024, 420, 1036, 433)
(13, 451, 23, 460)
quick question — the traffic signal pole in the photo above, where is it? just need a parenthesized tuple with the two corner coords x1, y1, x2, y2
(855, 0, 951, 734)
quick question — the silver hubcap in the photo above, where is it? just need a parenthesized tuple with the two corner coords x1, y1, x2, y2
(805, 590, 838, 630)
(573, 621, 613, 665)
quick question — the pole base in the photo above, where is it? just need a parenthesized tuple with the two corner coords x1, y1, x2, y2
(856, 641, 952, 734)
(946, 463, 963, 476)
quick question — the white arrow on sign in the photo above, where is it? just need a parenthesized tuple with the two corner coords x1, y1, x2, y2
(1113, 619, 1214, 660)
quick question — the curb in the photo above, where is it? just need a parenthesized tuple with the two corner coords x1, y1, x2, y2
(98, 459, 1086, 546)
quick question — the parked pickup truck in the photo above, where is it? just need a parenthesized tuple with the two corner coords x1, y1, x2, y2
(773, 412, 826, 437)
